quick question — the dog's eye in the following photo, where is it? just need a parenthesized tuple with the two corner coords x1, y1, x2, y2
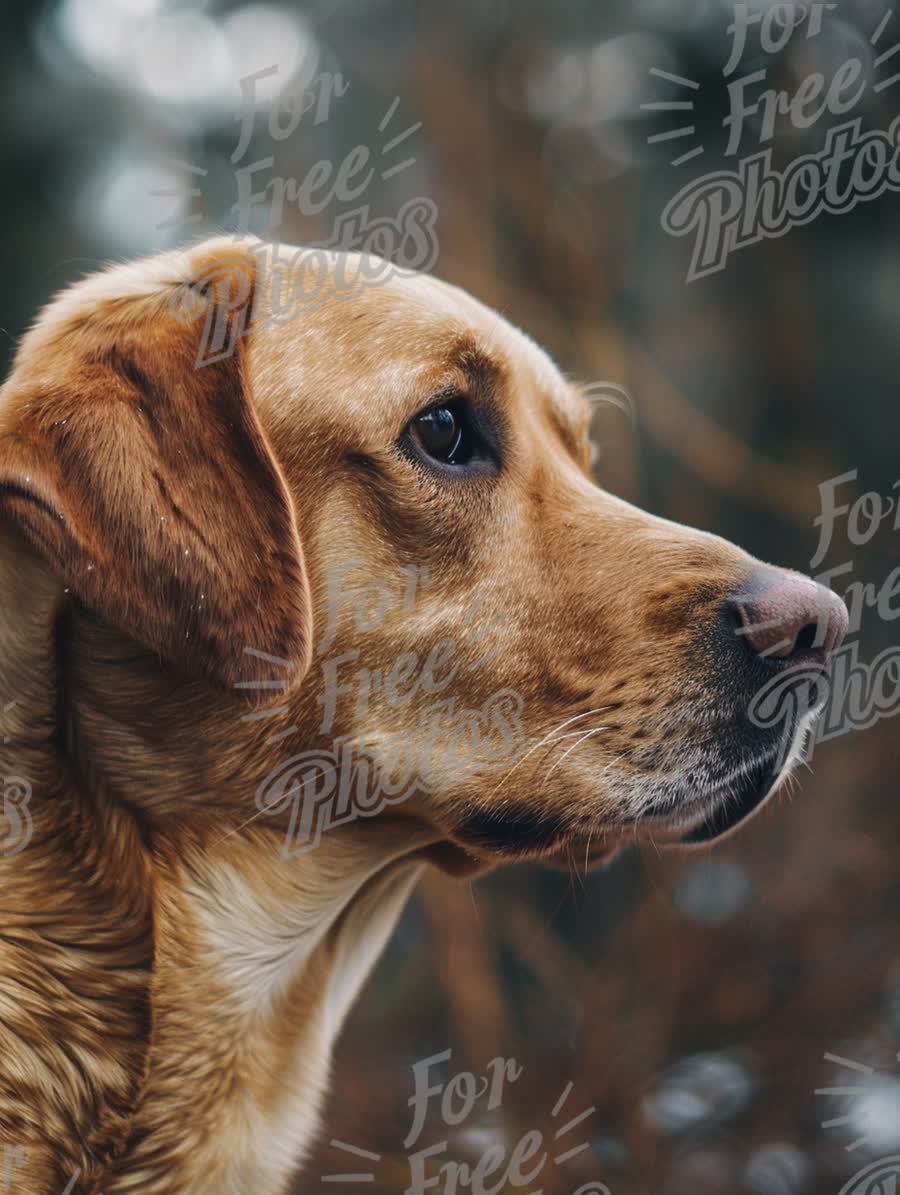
(403, 397, 499, 476)
(412, 405, 463, 463)
(407, 400, 491, 469)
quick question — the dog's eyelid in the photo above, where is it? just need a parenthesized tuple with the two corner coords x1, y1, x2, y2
(413, 385, 468, 419)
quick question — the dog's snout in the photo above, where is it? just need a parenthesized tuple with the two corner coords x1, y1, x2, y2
(726, 570, 849, 664)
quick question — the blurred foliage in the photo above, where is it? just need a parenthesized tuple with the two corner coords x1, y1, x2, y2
(3, 1, 900, 1192)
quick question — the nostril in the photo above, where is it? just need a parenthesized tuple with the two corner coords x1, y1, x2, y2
(725, 569, 849, 666)
(793, 622, 819, 654)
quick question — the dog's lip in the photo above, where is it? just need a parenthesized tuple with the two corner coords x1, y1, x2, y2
(439, 745, 791, 866)
(431, 767, 781, 872)
(679, 756, 782, 845)
(616, 753, 785, 849)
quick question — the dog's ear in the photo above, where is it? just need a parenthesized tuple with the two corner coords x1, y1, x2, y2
(0, 241, 311, 702)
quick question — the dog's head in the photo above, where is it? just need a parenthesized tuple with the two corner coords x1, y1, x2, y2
(0, 238, 847, 868)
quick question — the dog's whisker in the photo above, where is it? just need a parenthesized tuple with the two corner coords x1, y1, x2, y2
(581, 381, 636, 425)
(526, 715, 617, 782)
(542, 726, 610, 786)
(486, 708, 614, 799)
(570, 846, 585, 895)
(552, 726, 613, 741)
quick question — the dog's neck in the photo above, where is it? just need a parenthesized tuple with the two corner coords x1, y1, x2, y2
(99, 818, 426, 1194)
(0, 547, 435, 1193)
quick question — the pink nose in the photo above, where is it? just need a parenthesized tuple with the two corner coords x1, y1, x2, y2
(729, 570, 849, 662)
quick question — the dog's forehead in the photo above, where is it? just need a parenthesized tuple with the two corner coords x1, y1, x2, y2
(250, 255, 585, 443)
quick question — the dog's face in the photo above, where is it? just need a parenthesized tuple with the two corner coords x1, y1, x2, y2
(0, 239, 847, 871)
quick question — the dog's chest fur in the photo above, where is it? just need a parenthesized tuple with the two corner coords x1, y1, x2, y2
(0, 806, 421, 1194)
(100, 842, 422, 1195)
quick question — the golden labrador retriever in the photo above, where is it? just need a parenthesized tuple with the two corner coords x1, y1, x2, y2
(0, 238, 847, 1193)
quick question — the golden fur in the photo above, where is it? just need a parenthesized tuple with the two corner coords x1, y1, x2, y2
(0, 238, 820, 1191)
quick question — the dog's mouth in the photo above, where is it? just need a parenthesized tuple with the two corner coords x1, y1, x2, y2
(445, 750, 793, 871)
(678, 754, 782, 845)
(440, 708, 814, 869)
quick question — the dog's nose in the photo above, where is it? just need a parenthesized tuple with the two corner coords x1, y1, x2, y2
(727, 570, 849, 663)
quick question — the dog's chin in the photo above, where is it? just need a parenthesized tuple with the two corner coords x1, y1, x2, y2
(677, 755, 785, 845)
(675, 711, 816, 845)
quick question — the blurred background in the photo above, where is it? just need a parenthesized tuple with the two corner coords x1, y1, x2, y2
(3, 0, 900, 1191)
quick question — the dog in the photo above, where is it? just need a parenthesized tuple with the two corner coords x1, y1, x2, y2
(0, 237, 848, 1193)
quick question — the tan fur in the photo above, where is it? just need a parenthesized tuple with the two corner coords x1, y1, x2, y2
(0, 238, 796, 1192)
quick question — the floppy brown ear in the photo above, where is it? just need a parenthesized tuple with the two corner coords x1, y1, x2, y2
(0, 242, 311, 702)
